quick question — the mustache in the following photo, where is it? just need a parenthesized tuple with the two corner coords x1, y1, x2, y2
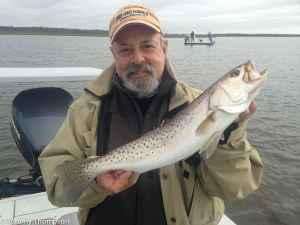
(122, 63, 159, 98)
(123, 63, 156, 78)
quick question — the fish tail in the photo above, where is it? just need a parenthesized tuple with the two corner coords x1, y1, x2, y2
(54, 157, 99, 203)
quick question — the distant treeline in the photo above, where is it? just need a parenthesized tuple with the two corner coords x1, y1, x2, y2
(0, 26, 299, 37)
(0, 26, 109, 35)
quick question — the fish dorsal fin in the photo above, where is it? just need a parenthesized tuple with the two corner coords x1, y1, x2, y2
(195, 112, 216, 136)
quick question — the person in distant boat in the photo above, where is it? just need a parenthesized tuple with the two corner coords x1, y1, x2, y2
(39, 4, 263, 225)
(185, 35, 189, 44)
(191, 31, 195, 42)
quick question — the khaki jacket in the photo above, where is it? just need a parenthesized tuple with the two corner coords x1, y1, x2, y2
(39, 59, 263, 225)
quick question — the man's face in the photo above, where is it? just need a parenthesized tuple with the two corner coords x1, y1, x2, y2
(110, 25, 168, 97)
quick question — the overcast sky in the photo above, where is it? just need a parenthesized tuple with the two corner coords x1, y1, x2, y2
(1, 0, 299, 34)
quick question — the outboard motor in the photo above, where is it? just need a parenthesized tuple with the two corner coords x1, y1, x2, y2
(10, 87, 74, 188)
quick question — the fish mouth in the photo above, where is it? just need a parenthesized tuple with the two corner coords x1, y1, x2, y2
(249, 69, 269, 96)
(259, 69, 269, 78)
(240, 59, 269, 97)
(243, 59, 269, 88)
(245, 59, 257, 73)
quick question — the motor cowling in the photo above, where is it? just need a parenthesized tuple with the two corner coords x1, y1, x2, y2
(11, 87, 74, 172)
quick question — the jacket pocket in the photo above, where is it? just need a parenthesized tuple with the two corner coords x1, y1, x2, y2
(189, 176, 224, 225)
(83, 131, 92, 157)
(178, 161, 195, 211)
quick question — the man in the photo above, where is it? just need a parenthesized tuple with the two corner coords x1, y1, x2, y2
(39, 4, 263, 225)
(191, 31, 195, 42)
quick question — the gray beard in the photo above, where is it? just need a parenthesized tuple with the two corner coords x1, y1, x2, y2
(123, 63, 159, 98)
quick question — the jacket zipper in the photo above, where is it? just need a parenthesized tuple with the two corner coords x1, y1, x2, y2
(84, 87, 107, 157)
(187, 174, 197, 217)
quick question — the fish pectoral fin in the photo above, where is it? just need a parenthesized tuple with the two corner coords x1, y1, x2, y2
(195, 112, 216, 136)
(220, 132, 225, 141)
(198, 131, 222, 159)
(128, 171, 141, 180)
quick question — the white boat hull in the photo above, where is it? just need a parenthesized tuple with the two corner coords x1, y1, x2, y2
(0, 191, 235, 225)
(0, 67, 102, 83)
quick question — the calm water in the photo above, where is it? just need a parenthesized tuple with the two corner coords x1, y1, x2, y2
(0, 35, 299, 225)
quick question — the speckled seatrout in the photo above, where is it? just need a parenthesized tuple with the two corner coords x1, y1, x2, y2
(54, 59, 268, 203)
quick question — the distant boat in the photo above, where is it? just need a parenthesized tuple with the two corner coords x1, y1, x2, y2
(184, 32, 216, 45)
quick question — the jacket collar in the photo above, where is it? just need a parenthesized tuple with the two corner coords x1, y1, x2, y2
(84, 61, 115, 97)
(83, 58, 193, 109)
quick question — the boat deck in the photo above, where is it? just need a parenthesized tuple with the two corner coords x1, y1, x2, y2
(0, 192, 236, 225)
(0, 192, 79, 225)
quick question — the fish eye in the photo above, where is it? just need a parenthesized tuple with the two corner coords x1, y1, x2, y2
(230, 70, 240, 77)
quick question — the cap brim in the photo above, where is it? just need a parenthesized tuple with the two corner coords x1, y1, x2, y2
(111, 20, 161, 43)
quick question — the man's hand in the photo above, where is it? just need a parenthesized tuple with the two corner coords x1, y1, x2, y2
(233, 100, 257, 124)
(96, 170, 139, 195)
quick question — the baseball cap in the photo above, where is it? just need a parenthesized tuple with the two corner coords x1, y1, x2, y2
(109, 4, 163, 43)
